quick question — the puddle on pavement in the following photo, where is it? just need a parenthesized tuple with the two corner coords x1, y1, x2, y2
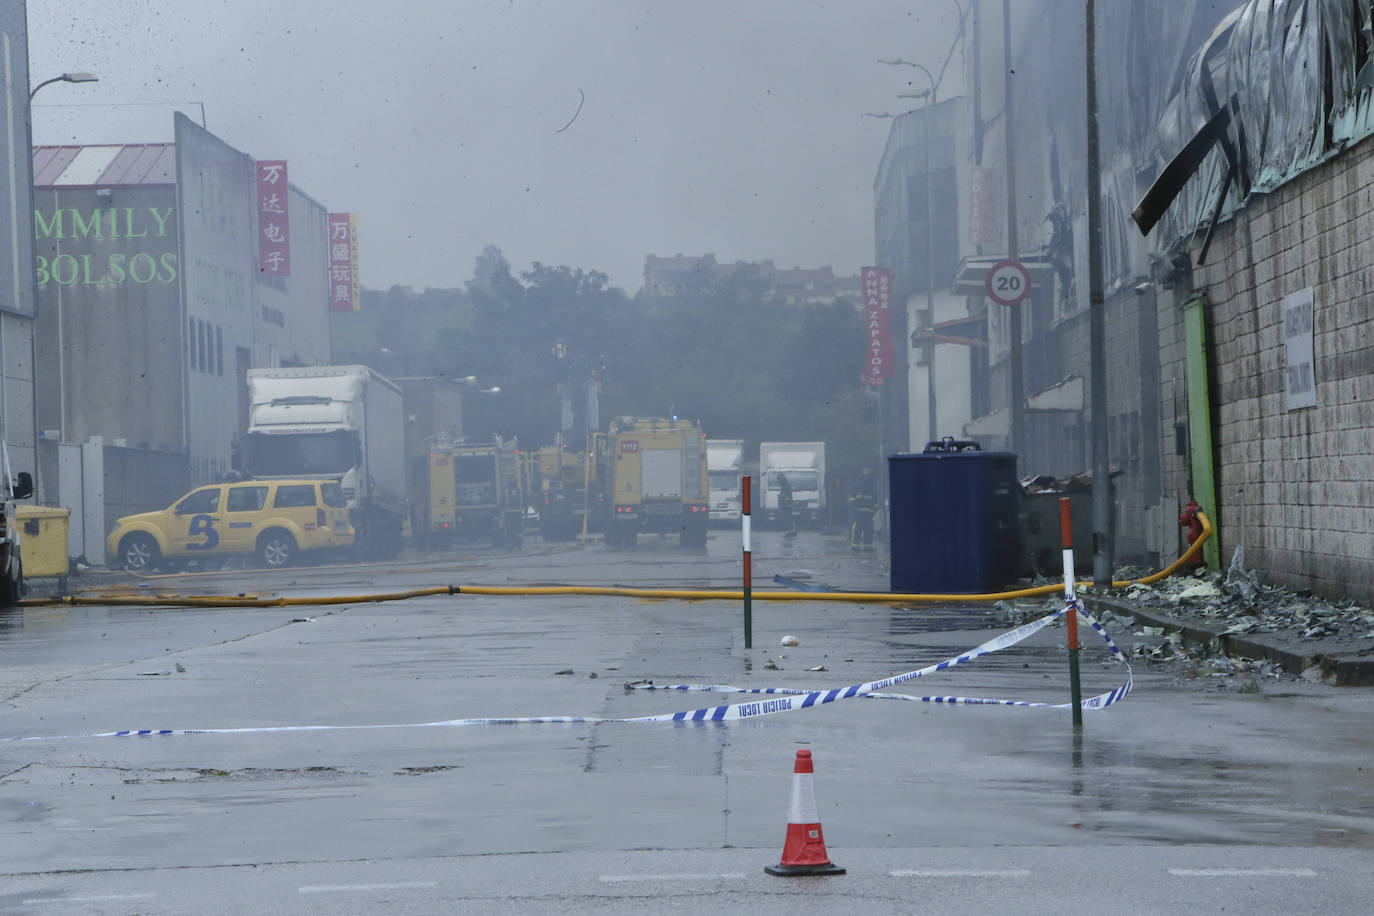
(888, 604, 997, 635)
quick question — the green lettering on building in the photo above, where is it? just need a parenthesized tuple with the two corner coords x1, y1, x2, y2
(34, 210, 63, 239)
(71, 210, 102, 238)
(149, 207, 174, 237)
(32, 206, 177, 240)
(32, 204, 181, 288)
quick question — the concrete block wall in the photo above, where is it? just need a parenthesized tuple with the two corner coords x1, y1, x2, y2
(1157, 136, 1374, 601)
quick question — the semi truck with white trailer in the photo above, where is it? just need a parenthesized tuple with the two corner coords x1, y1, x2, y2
(759, 441, 825, 528)
(706, 438, 744, 523)
(236, 365, 407, 556)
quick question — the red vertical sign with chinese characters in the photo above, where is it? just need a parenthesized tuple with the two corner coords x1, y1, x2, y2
(327, 212, 358, 311)
(257, 160, 291, 277)
(860, 266, 893, 386)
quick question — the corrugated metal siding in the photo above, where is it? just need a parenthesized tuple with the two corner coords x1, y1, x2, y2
(102, 144, 176, 185)
(32, 146, 80, 186)
(32, 143, 176, 188)
(54, 147, 122, 185)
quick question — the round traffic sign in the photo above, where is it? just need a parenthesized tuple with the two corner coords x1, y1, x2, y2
(986, 259, 1030, 306)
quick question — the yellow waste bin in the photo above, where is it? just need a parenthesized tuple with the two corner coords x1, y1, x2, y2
(17, 505, 71, 578)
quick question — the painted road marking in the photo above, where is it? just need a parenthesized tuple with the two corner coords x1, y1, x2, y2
(890, 869, 1032, 878)
(1169, 868, 1318, 877)
(299, 881, 439, 893)
(23, 894, 156, 904)
(599, 873, 747, 883)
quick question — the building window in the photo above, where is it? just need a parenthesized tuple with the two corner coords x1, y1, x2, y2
(216, 325, 224, 376)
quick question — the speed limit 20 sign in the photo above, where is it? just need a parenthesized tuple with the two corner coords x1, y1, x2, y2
(985, 259, 1030, 306)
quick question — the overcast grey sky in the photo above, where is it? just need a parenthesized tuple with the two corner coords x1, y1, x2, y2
(27, 0, 965, 294)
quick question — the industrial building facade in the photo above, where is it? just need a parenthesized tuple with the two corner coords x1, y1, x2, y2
(872, 0, 1374, 599)
(32, 114, 334, 561)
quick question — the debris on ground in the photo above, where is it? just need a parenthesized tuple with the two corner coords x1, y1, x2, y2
(1093, 560, 1374, 643)
(1101, 551, 1372, 684)
(992, 547, 1373, 687)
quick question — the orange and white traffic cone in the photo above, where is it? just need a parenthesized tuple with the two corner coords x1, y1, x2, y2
(764, 748, 845, 876)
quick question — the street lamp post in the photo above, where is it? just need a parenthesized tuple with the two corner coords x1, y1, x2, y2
(898, 73, 939, 446)
(28, 71, 98, 471)
(29, 71, 98, 102)
(879, 58, 941, 447)
(1002, 0, 1025, 457)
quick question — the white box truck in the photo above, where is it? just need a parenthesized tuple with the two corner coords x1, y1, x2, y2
(759, 442, 825, 528)
(236, 366, 407, 557)
(706, 438, 744, 523)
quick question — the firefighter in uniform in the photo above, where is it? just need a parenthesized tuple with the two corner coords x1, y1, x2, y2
(848, 467, 878, 552)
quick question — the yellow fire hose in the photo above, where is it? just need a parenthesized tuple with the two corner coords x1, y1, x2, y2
(30, 513, 1211, 610)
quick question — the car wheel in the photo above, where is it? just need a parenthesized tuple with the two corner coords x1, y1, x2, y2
(119, 533, 161, 573)
(258, 529, 297, 569)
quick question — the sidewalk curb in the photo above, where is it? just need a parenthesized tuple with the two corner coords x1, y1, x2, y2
(1083, 596, 1374, 687)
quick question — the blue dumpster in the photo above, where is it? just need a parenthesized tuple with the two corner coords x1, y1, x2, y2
(888, 439, 1021, 593)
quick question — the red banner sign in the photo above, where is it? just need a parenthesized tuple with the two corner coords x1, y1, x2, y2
(968, 166, 1003, 247)
(257, 160, 290, 276)
(327, 212, 358, 311)
(860, 266, 893, 387)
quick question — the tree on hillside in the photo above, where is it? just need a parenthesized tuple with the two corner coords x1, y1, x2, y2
(335, 249, 875, 476)
(432, 251, 635, 447)
(605, 265, 875, 481)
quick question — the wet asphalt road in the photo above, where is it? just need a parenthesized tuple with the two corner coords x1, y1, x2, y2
(2, 529, 1373, 913)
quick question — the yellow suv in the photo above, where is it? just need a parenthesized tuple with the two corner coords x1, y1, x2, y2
(107, 479, 354, 573)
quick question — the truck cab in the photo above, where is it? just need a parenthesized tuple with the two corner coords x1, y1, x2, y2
(0, 442, 36, 606)
(706, 438, 744, 523)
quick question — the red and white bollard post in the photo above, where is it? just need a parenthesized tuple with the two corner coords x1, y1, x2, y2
(742, 475, 752, 649)
(1060, 496, 1084, 728)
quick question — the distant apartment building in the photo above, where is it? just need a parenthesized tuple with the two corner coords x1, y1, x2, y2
(642, 254, 861, 306)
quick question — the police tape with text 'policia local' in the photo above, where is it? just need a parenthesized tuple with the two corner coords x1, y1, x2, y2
(2, 603, 1129, 743)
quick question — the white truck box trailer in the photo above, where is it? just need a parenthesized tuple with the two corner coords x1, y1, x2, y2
(239, 365, 407, 556)
(759, 441, 825, 528)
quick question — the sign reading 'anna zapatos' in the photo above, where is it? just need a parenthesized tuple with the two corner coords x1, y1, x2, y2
(860, 266, 893, 387)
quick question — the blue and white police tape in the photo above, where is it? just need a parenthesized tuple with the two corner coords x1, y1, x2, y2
(627, 603, 1131, 712)
(1, 604, 1128, 742)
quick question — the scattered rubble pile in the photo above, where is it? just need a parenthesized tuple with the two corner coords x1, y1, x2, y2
(1106, 547, 1374, 642)
(993, 547, 1374, 683)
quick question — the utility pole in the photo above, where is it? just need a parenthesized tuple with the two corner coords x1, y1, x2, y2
(923, 90, 938, 444)
(1002, 0, 1024, 455)
(1086, 0, 1113, 586)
